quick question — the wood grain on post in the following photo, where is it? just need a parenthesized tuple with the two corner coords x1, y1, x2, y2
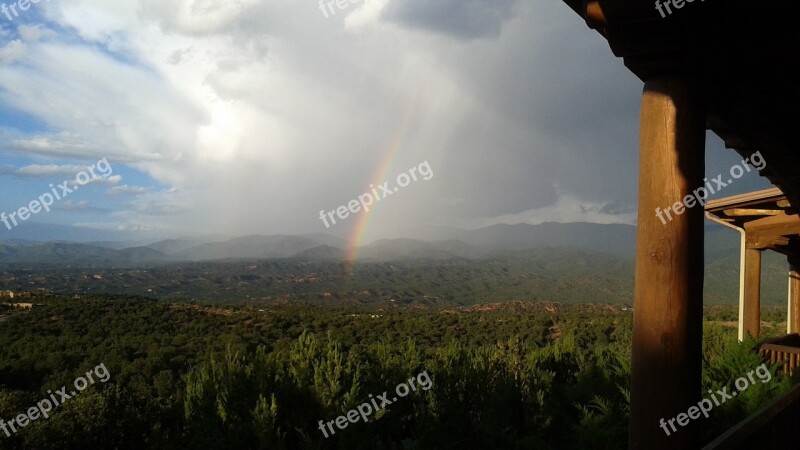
(741, 247, 762, 340)
(788, 257, 800, 334)
(629, 77, 705, 450)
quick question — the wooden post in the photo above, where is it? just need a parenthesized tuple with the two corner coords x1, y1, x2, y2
(740, 246, 762, 340)
(629, 77, 705, 450)
(788, 256, 800, 334)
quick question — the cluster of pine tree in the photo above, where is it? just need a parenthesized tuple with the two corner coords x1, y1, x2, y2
(0, 296, 795, 449)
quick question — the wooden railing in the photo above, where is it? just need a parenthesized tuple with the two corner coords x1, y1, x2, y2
(759, 333, 800, 375)
(703, 334, 800, 449)
(703, 382, 800, 450)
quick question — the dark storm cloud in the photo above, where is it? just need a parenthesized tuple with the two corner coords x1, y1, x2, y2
(391, 0, 643, 220)
(382, 0, 518, 39)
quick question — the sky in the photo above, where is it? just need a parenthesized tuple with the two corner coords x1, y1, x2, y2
(0, 0, 772, 243)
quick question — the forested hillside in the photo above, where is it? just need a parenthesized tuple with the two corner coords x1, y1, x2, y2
(1, 245, 792, 306)
(0, 296, 796, 449)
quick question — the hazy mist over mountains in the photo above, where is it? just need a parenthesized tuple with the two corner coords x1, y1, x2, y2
(3, 222, 639, 265)
(0, 220, 748, 265)
(0, 220, 790, 306)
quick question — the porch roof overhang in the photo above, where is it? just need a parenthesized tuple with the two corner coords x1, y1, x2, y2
(705, 187, 800, 258)
(561, 0, 800, 205)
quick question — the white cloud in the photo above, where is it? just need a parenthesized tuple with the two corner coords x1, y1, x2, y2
(18, 25, 56, 42)
(15, 164, 88, 177)
(0, 0, 652, 239)
(108, 185, 149, 196)
(87, 175, 122, 186)
(344, 0, 390, 30)
(64, 175, 122, 190)
(72, 222, 157, 232)
(466, 192, 638, 229)
(0, 40, 25, 63)
(54, 200, 91, 211)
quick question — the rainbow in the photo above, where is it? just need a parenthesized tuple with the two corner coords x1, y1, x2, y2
(344, 92, 422, 265)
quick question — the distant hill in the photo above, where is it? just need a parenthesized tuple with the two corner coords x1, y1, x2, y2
(705, 250, 787, 304)
(0, 221, 751, 266)
(358, 238, 487, 261)
(146, 237, 226, 255)
(0, 221, 793, 306)
(0, 238, 790, 306)
(172, 234, 347, 261)
(0, 246, 637, 305)
(88, 239, 162, 250)
(292, 245, 346, 260)
(0, 242, 167, 265)
(450, 222, 638, 258)
(127, 223, 641, 262)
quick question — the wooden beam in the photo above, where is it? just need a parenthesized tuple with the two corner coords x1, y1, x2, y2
(744, 213, 800, 234)
(585, 1, 607, 27)
(741, 247, 762, 340)
(629, 77, 705, 450)
(747, 233, 791, 251)
(789, 257, 800, 334)
(744, 214, 800, 251)
(722, 208, 782, 217)
(705, 187, 785, 213)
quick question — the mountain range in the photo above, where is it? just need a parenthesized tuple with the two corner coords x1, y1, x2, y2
(0, 221, 758, 265)
(0, 221, 793, 306)
(0, 223, 636, 266)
